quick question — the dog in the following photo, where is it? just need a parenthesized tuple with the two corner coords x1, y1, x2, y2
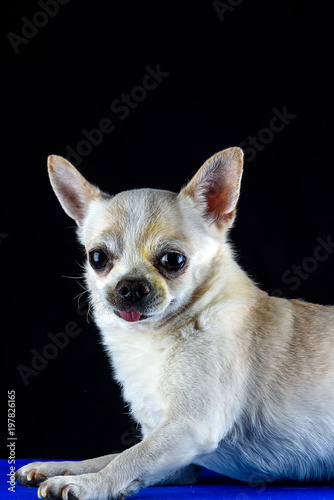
(16, 147, 334, 499)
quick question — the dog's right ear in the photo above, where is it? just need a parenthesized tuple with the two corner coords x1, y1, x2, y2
(48, 155, 104, 226)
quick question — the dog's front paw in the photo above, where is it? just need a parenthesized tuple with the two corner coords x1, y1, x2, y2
(37, 474, 116, 500)
(16, 461, 77, 487)
(15, 462, 49, 487)
(38, 476, 83, 500)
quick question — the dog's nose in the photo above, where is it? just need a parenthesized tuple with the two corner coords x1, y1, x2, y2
(116, 279, 151, 304)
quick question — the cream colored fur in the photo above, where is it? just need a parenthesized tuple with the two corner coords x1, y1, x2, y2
(16, 148, 334, 500)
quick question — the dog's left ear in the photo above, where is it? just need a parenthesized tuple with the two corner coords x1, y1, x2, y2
(179, 147, 243, 227)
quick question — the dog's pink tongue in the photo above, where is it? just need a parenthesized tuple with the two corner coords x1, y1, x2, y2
(119, 310, 142, 322)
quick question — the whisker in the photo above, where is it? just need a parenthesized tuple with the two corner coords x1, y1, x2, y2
(74, 290, 88, 302)
(76, 259, 87, 271)
(61, 275, 83, 280)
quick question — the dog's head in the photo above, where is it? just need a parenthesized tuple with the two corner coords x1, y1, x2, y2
(48, 147, 243, 327)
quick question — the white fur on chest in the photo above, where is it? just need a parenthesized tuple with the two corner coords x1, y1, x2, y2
(96, 317, 171, 434)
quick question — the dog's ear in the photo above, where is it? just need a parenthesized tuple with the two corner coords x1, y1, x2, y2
(48, 155, 105, 226)
(179, 147, 243, 227)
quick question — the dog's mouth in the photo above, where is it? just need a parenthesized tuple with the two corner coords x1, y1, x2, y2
(114, 310, 148, 323)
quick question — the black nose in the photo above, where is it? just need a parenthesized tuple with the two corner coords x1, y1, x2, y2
(116, 279, 151, 304)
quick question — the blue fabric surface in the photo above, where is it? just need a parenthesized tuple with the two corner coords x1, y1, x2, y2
(2, 459, 334, 499)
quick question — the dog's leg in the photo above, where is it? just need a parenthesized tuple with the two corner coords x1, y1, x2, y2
(37, 421, 214, 499)
(154, 464, 202, 486)
(15, 454, 118, 486)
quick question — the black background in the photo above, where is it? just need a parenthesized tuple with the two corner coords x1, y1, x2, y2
(1, 0, 333, 459)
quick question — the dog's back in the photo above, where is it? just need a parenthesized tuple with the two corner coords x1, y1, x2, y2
(194, 294, 334, 482)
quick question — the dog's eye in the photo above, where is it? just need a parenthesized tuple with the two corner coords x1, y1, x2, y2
(160, 252, 186, 271)
(89, 249, 109, 270)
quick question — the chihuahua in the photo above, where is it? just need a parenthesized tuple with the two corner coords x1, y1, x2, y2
(17, 147, 334, 499)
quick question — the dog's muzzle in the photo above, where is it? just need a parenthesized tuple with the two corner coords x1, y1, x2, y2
(113, 279, 152, 322)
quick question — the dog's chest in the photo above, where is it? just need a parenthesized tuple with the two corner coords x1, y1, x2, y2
(100, 325, 171, 432)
